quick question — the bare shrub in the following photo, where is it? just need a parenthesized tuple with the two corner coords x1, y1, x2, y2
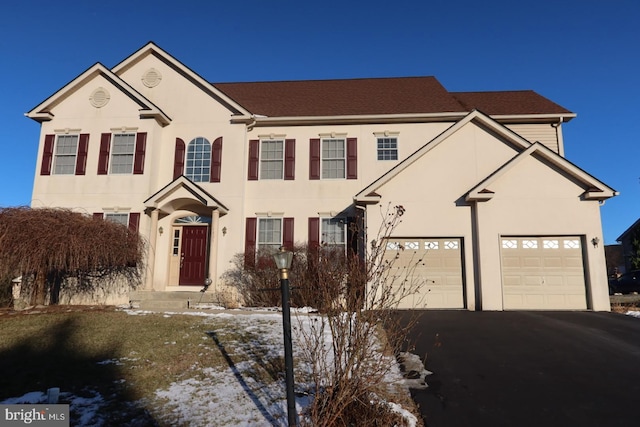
(296, 204, 424, 426)
(0, 207, 145, 305)
(222, 204, 425, 425)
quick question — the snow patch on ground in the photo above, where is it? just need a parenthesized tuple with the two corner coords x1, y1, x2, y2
(626, 310, 640, 318)
(2, 309, 425, 426)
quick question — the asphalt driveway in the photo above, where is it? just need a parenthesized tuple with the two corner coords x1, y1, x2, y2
(396, 310, 640, 427)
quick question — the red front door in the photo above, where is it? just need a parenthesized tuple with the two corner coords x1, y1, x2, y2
(179, 226, 208, 286)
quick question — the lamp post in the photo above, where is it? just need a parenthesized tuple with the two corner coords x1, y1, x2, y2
(273, 246, 297, 426)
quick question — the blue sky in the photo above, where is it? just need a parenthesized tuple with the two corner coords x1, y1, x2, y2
(1, 0, 638, 243)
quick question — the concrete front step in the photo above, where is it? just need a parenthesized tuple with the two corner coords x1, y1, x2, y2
(130, 291, 221, 310)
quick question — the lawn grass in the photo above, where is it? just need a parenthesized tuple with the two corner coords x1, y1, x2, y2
(0, 307, 260, 425)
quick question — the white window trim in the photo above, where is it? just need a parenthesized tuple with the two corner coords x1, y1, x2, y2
(53, 134, 79, 175)
(375, 135, 399, 161)
(185, 137, 212, 182)
(104, 212, 130, 227)
(259, 139, 285, 180)
(109, 133, 136, 175)
(321, 216, 347, 251)
(321, 137, 346, 180)
(257, 217, 283, 252)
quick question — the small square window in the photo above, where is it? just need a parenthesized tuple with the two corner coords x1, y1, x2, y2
(377, 137, 398, 161)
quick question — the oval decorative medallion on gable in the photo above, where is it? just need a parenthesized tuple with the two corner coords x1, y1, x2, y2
(89, 87, 110, 108)
(142, 68, 162, 87)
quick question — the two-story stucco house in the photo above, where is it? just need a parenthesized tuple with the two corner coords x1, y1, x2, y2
(27, 42, 616, 311)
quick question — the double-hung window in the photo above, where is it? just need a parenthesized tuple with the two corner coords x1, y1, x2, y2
(260, 140, 284, 179)
(104, 213, 129, 227)
(322, 138, 346, 179)
(110, 133, 136, 174)
(321, 217, 346, 252)
(257, 218, 282, 252)
(377, 137, 398, 160)
(53, 134, 79, 175)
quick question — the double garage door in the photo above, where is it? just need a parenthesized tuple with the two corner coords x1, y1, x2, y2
(385, 236, 588, 310)
(384, 238, 464, 309)
(500, 236, 587, 310)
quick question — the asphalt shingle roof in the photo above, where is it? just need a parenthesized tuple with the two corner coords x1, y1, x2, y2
(212, 77, 573, 118)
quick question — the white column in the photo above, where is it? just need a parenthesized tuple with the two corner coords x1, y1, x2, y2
(208, 209, 220, 293)
(145, 209, 159, 291)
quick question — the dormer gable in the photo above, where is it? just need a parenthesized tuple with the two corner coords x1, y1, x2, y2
(26, 62, 171, 126)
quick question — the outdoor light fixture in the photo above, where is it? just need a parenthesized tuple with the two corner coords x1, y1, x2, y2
(222, 226, 227, 236)
(158, 226, 164, 235)
(273, 247, 297, 426)
(591, 237, 600, 248)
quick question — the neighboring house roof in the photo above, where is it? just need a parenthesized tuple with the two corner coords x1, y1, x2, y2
(617, 218, 640, 242)
(25, 62, 171, 126)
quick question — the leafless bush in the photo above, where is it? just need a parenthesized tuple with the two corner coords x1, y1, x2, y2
(297, 204, 424, 426)
(0, 207, 145, 305)
(222, 204, 426, 425)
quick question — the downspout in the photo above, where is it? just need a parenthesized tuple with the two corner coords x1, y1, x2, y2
(551, 117, 564, 157)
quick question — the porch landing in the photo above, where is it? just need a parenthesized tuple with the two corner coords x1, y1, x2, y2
(129, 290, 224, 311)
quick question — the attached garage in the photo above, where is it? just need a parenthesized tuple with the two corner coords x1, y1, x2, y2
(500, 236, 587, 310)
(385, 238, 464, 309)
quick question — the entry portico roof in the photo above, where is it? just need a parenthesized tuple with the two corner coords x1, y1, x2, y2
(144, 176, 229, 215)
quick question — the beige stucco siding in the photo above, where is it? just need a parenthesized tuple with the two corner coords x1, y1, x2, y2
(471, 155, 608, 310)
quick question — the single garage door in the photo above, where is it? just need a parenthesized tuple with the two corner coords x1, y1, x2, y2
(500, 236, 587, 310)
(384, 238, 464, 309)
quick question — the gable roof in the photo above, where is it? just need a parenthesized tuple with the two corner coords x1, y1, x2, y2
(112, 42, 250, 117)
(144, 175, 229, 215)
(465, 142, 617, 202)
(354, 110, 615, 204)
(354, 110, 533, 203)
(26, 63, 171, 126)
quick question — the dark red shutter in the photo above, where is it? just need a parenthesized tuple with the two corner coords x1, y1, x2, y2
(248, 140, 259, 180)
(284, 139, 295, 180)
(133, 132, 147, 175)
(93, 213, 104, 220)
(128, 213, 140, 233)
(283, 218, 294, 250)
(75, 133, 89, 175)
(309, 138, 320, 180)
(347, 137, 357, 179)
(244, 217, 257, 267)
(173, 138, 186, 180)
(98, 133, 111, 175)
(308, 217, 320, 251)
(40, 134, 55, 175)
(211, 137, 223, 182)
